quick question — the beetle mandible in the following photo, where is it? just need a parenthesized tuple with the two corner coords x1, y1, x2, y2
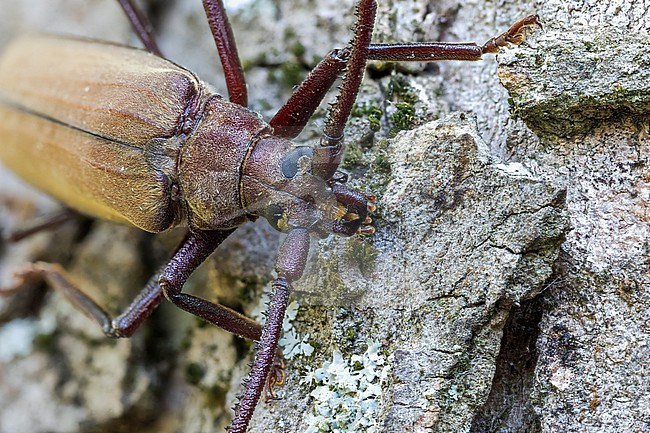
(0, 1, 540, 431)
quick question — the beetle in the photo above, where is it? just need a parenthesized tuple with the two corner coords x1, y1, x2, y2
(0, 1, 540, 431)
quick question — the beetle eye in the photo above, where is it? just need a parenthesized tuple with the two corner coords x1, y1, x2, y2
(281, 146, 314, 178)
(263, 204, 285, 230)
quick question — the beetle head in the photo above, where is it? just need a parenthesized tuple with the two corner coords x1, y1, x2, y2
(241, 136, 374, 237)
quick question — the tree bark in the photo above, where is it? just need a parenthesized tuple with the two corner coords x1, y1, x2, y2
(0, 1, 647, 432)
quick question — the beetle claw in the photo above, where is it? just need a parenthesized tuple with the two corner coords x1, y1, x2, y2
(482, 14, 542, 53)
(264, 348, 286, 401)
(344, 212, 360, 221)
(364, 193, 377, 213)
(356, 225, 376, 235)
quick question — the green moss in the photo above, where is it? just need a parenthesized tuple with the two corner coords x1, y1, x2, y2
(267, 61, 306, 89)
(370, 61, 397, 75)
(386, 74, 419, 105)
(351, 102, 383, 132)
(344, 237, 379, 276)
(345, 328, 358, 342)
(33, 331, 57, 352)
(361, 138, 393, 200)
(194, 317, 209, 329)
(185, 362, 206, 385)
(308, 251, 353, 306)
(283, 26, 297, 40)
(180, 335, 192, 351)
(370, 138, 391, 176)
(261, 26, 308, 89)
(341, 102, 383, 171)
(383, 75, 419, 138)
(321, 260, 346, 294)
(341, 142, 366, 169)
(389, 102, 416, 137)
(205, 383, 227, 409)
(242, 51, 267, 71)
(289, 41, 306, 58)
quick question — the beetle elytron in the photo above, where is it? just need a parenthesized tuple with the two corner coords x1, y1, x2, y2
(0, 1, 539, 431)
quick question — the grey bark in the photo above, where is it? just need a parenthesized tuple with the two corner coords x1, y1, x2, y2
(0, 1, 647, 433)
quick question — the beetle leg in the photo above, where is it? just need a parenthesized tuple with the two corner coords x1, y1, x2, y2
(312, 0, 377, 180)
(4, 261, 121, 333)
(270, 14, 540, 142)
(159, 229, 262, 341)
(229, 228, 310, 433)
(365, 14, 541, 62)
(116, 0, 163, 57)
(269, 49, 348, 139)
(202, 0, 248, 106)
(3, 208, 79, 242)
(3, 229, 262, 340)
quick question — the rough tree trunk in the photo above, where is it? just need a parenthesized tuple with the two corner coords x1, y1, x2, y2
(0, 1, 647, 432)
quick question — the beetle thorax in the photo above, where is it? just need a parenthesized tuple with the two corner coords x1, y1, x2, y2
(178, 95, 270, 230)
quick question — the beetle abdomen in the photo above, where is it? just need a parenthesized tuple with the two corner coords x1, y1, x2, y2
(0, 36, 207, 232)
(0, 36, 203, 146)
(0, 103, 179, 232)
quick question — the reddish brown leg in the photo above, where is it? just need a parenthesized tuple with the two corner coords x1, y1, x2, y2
(6, 229, 261, 340)
(321, 0, 377, 148)
(3, 208, 78, 242)
(311, 0, 377, 180)
(116, 0, 163, 56)
(228, 228, 310, 433)
(9, 261, 162, 337)
(269, 49, 349, 139)
(159, 229, 261, 340)
(269, 13, 540, 145)
(367, 14, 541, 61)
(202, 0, 248, 106)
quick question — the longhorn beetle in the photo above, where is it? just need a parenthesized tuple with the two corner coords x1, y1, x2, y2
(0, 1, 540, 431)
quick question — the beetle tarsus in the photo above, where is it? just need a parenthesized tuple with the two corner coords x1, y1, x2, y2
(264, 348, 286, 401)
(481, 14, 542, 54)
(357, 225, 376, 235)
